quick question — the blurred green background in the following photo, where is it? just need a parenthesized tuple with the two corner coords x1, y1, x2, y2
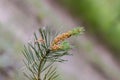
(56, 0, 120, 57)
(0, 0, 120, 80)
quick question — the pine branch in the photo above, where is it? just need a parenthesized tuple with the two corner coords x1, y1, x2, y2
(22, 27, 84, 80)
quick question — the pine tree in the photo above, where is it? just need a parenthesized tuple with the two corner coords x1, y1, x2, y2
(22, 27, 84, 80)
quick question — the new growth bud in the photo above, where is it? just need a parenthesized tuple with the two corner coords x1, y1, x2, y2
(50, 27, 84, 51)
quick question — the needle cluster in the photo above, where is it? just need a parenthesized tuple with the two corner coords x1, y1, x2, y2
(22, 27, 84, 80)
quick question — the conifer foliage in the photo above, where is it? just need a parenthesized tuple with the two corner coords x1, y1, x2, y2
(22, 27, 84, 80)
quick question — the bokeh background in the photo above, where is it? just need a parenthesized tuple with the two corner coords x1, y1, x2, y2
(0, 0, 120, 80)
